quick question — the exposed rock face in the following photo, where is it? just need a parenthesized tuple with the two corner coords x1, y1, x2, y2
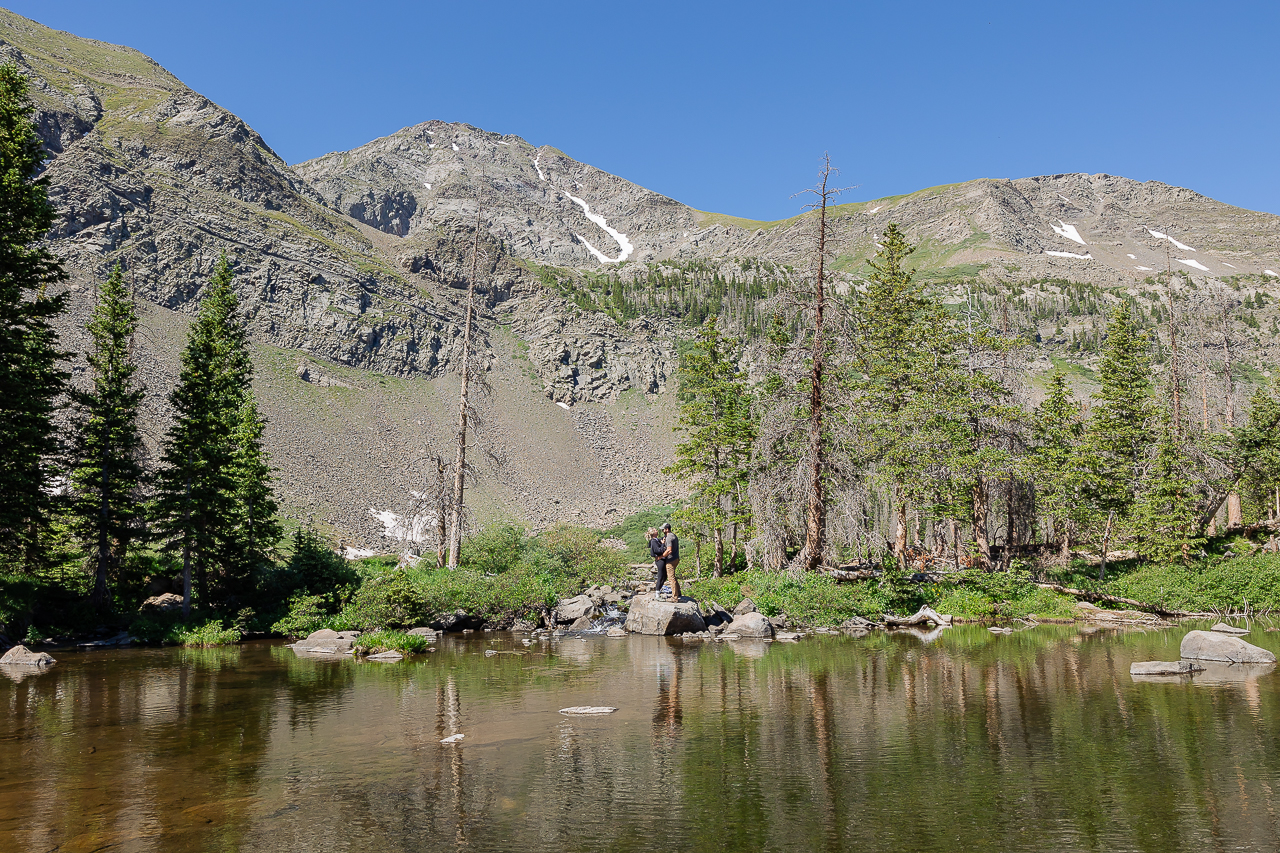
(429, 611, 484, 632)
(1180, 630, 1276, 664)
(292, 629, 361, 654)
(0, 645, 56, 667)
(724, 612, 775, 639)
(624, 593, 706, 636)
(553, 595, 596, 625)
(1130, 660, 1206, 676)
(138, 593, 184, 615)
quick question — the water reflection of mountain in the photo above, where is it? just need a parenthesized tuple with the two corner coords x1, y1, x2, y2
(1, 627, 1278, 852)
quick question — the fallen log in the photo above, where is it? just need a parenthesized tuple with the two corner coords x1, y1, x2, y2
(825, 567, 880, 582)
(1034, 583, 1214, 619)
(882, 605, 953, 628)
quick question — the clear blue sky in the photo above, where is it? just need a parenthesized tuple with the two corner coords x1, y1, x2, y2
(11, 0, 1280, 221)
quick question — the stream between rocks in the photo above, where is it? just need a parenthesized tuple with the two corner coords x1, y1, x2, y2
(2, 621, 1278, 852)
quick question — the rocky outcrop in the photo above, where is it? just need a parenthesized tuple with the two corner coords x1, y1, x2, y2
(291, 629, 361, 654)
(0, 645, 56, 667)
(552, 595, 596, 625)
(624, 593, 705, 636)
(1180, 630, 1277, 664)
(138, 593, 184, 615)
(429, 611, 484, 632)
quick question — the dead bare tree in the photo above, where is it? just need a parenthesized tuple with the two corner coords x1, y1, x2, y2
(447, 204, 484, 569)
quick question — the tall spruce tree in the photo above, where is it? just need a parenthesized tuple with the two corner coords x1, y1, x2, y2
(664, 316, 756, 577)
(70, 263, 146, 607)
(153, 255, 254, 615)
(1083, 306, 1153, 577)
(1031, 371, 1088, 558)
(0, 64, 68, 570)
(224, 396, 280, 596)
(1232, 377, 1280, 521)
(1134, 411, 1204, 565)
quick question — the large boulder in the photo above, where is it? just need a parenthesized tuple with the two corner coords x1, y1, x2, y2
(430, 610, 484, 632)
(624, 593, 706, 636)
(138, 593, 184, 615)
(1180, 630, 1276, 664)
(553, 595, 596, 624)
(292, 629, 361, 654)
(0, 645, 55, 667)
(724, 612, 775, 639)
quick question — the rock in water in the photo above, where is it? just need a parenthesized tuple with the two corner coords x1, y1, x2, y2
(553, 595, 596, 625)
(559, 706, 617, 715)
(1130, 660, 1206, 676)
(440, 734, 465, 744)
(624, 593, 706, 636)
(606, 626, 626, 638)
(1180, 630, 1276, 664)
(367, 651, 404, 661)
(292, 629, 362, 654)
(1210, 622, 1250, 636)
(725, 612, 775, 639)
(0, 645, 55, 667)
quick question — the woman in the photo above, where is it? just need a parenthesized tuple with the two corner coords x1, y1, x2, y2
(648, 528, 668, 596)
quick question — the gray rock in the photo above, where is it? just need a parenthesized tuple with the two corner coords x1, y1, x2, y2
(292, 629, 362, 655)
(0, 645, 55, 667)
(606, 625, 626, 638)
(624, 593, 706, 636)
(768, 614, 788, 630)
(726, 612, 775, 639)
(553, 594, 596, 624)
(1130, 660, 1205, 676)
(510, 618, 540, 633)
(1180, 630, 1276, 664)
(407, 627, 438, 637)
(1211, 622, 1250, 635)
(567, 614, 595, 632)
(367, 650, 404, 661)
(138, 593, 184, 615)
(702, 601, 732, 628)
(733, 598, 758, 616)
(430, 610, 483, 632)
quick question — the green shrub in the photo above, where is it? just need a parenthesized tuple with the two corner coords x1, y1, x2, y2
(686, 570, 894, 627)
(176, 620, 241, 647)
(337, 569, 430, 630)
(459, 523, 528, 574)
(1105, 554, 1280, 612)
(355, 630, 430, 654)
(271, 593, 331, 637)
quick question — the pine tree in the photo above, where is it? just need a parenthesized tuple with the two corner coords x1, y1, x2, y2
(664, 316, 756, 577)
(153, 255, 253, 616)
(1083, 306, 1153, 577)
(1232, 377, 1280, 521)
(0, 64, 69, 570)
(223, 397, 280, 599)
(1134, 412, 1204, 565)
(69, 263, 146, 608)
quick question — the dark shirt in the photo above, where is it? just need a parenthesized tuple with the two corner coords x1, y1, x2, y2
(649, 538, 665, 560)
(663, 532, 679, 562)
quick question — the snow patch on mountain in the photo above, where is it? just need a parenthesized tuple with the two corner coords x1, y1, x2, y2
(1046, 250, 1092, 260)
(1148, 229, 1195, 252)
(565, 193, 634, 263)
(1052, 221, 1087, 246)
(1176, 258, 1210, 272)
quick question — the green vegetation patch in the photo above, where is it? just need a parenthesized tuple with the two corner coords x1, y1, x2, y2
(354, 630, 431, 655)
(686, 570, 895, 626)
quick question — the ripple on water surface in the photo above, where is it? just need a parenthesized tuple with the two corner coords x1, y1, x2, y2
(1, 622, 1279, 852)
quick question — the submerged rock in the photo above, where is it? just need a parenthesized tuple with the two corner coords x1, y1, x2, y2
(1180, 630, 1276, 664)
(1130, 660, 1205, 676)
(367, 650, 404, 662)
(1210, 622, 1250, 636)
(0, 645, 55, 667)
(559, 706, 617, 715)
(624, 593, 706, 636)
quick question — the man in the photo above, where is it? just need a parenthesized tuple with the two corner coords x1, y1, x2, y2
(659, 523, 681, 601)
(647, 528, 666, 593)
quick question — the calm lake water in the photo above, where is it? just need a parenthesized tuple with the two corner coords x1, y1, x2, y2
(2, 622, 1279, 853)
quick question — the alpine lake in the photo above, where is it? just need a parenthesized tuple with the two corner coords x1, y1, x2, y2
(3, 620, 1279, 853)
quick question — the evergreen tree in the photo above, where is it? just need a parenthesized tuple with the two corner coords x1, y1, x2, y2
(223, 396, 280, 597)
(69, 263, 146, 607)
(0, 64, 68, 570)
(1082, 306, 1153, 576)
(152, 255, 254, 615)
(1031, 371, 1088, 557)
(1232, 377, 1280, 521)
(664, 316, 756, 577)
(1134, 412, 1204, 565)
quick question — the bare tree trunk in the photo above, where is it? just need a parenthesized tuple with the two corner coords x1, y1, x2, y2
(447, 205, 483, 569)
(972, 477, 991, 568)
(433, 456, 447, 567)
(1099, 509, 1115, 582)
(1166, 288, 1182, 435)
(950, 518, 961, 571)
(1221, 302, 1243, 529)
(894, 495, 908, 570)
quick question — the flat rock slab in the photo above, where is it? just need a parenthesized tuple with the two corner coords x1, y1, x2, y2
(292, 629, 362, 654)
(624, 593, 706, 636)
(367, 651, 404, 661)
(1130, 660, 1206, 676)
(0, 645, 55, 667)
(1211, 622, 1250, 635)
(1180, 630, 1276, 664)
(559, 706, 618, 715)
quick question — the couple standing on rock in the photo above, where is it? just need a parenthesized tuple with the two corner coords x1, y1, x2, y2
(648, 524, 680, 601)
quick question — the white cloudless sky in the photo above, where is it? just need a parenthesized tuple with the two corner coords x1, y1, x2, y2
(10, 0, 1280, 221)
